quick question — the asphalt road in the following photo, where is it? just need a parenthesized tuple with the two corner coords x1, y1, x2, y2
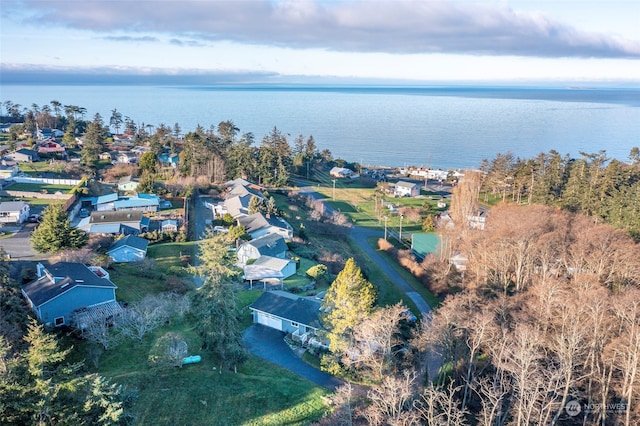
(0, 222, 44, 261)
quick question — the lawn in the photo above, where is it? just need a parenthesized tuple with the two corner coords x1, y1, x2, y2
(6, 182, 75, 194)
(90, 317, 329, 426)
(81, 241, 330, 426)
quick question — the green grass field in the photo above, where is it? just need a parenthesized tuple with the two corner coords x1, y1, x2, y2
(88, 241, 330, 425)
(6, 182, 74, 194)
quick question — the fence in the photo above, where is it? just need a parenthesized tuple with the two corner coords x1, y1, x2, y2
(9, 177, 83, 186)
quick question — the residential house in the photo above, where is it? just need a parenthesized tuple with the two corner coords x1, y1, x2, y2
(116, 151, 137, 164)
(0, 161, 19, 179)
(6, 148, 39, 163)
(249, 291, 323, 345)
(36, 128, 64, 139)
(330, 166, 356, 179)
(236, 233, 288, 264)
(0, 201, 30, 224)
(107, 235, 149, 263)
(160, 219, 178, 233)
(114, 194, 159, 212)
(77, 210, 149, 235)
(394, 181, 421, 197)
(92, 192, 119, 211)
(237, 212, 293, 240)
(243, 256, 296, 288)
(21, 262, 119, 327)
(37, 140, 66, 155)
(117, 175, 139, 192)
(158, 152, 179, 168)
(99, 151, 115, 162)
(112, 133, 135, 143)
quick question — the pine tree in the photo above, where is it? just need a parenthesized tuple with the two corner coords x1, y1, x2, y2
(31, 204, 88, 253)
(322, 258, 376, 360)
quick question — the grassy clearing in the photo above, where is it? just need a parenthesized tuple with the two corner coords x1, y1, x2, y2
(83, 241, 329, 425)
(6, 182, 74, 194)
(90, 318, 328, 426)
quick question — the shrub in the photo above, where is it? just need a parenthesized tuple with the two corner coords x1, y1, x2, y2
(306, 264, 328, 280)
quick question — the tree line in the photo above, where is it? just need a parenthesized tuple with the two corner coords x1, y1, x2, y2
(480, 149, 640, 240)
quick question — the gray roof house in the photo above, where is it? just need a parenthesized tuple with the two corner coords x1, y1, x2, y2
(21, 262, 119, 327)
(6, 148, 39, 163)
(237, 213, 294, 240)
(107, 235, 149, 263)
(249, 291, 323, 340)
(394, 180, 421, 197)
(0, 201, 30, 224)
(237, 233, 288, 264)
(117, 175, 139, 192)
(77, 210, 149, 235)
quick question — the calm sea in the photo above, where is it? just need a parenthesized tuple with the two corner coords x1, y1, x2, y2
(1, 84, 639, 170)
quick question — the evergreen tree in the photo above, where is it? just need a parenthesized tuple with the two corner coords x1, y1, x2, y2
(31, 204, 88, 253)
(81, 113, 105, 173)
(321, 258, 376, 373)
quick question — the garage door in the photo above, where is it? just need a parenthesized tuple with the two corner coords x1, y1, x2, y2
(257, 312, 282, 331)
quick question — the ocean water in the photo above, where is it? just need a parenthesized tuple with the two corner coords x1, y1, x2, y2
(1, 84, 639, 170)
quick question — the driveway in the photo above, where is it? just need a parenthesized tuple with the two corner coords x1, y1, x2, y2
(243, 324, 344, 391)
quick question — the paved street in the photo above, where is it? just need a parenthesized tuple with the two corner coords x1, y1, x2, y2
(0, 223, 43, 261)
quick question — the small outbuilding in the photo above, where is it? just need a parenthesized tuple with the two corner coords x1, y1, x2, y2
(107, 235, 149, 263)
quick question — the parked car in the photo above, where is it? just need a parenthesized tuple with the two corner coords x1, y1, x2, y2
(27, 214, 42, 223)
(79, 208, 89, 218)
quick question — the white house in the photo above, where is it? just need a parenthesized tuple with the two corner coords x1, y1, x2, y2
(394, 181, 421, 197)
(330, 166, 358, 179)
(0, 201, 30, 224)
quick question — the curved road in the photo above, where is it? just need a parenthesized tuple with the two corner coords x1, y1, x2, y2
(296, 184, 441, 380)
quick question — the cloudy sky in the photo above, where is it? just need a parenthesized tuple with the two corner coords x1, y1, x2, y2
(1, 0, 639, 83)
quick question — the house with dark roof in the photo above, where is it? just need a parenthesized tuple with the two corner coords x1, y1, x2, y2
(76, 210, 149, 235)
(237, 233, 288, 264)
(21, 262, 118, 327)
(6, 148, 39, 163)
(237, 212, 293, 240)
(107, 235, 149, 263)
(249, 291, 323, 342)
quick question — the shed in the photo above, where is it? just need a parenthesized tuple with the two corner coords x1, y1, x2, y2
(107, 235, 149, 263)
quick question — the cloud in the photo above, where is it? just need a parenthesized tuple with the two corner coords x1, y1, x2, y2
(0, 63, 281, 84)
(7, 0, 640, 59)
(169, 38, 206, 47)
(103, 35, 159, 43)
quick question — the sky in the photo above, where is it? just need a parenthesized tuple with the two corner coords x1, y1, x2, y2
(1, 0, 639, 84)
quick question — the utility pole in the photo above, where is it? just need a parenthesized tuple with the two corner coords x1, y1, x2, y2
(332, 179, 336, 200)
(384, 216, 388, 240)
(399, 214, 404, 242)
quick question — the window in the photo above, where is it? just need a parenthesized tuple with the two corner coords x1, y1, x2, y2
(54, 317, 65, 326)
